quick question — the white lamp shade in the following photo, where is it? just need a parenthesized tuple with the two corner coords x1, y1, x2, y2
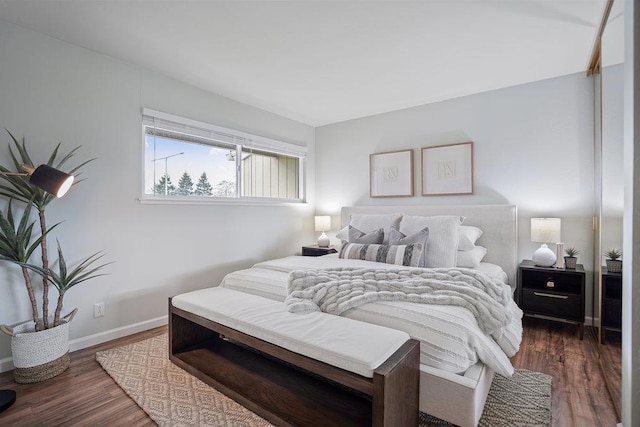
(531, 218, 561, 243)
(314, 216, 331, 232)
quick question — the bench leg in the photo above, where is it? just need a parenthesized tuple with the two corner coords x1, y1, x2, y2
(372, 340, 420, 427)
(169, 300, 218, 354)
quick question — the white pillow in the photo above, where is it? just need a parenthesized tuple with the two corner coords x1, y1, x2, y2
(458, 225, 483, 251)
(399, 215, 462, 268)
(349, 213, 402, 244)
(457, 246, 488, 268)
(335, 226, 349, 241)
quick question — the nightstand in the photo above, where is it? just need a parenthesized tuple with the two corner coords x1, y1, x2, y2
(601, 267, 622, 343)
(518, 260, 586, 339)
(301, 245, 338, 257)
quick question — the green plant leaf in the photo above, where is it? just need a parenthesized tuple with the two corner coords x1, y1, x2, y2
(21, 242, 111, 295)
(56, 239, 67, 280)
(0, 197, 60, 263)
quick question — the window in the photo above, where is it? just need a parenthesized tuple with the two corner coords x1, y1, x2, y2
(142, 109, 306, 202)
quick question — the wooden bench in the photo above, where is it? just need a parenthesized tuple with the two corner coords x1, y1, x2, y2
(169, 287, 419, 426)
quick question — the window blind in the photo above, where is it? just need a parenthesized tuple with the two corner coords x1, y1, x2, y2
(142, 108, 307, 158)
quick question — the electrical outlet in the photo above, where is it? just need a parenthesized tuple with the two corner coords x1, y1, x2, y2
(94, 302, 105, 318)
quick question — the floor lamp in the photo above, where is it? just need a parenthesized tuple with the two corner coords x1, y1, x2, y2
(0, 164, 75, 413)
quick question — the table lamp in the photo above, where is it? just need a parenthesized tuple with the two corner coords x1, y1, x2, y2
(531, 218, 561, 267)
(314, 215, 331, 247)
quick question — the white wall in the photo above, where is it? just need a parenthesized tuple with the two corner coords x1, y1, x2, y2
(0, 21, 315, 364)
(601, 64, 625, 258)
(316, 72, 596, 313)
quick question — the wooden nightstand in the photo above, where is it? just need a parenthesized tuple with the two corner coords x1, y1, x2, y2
(518, 260, 586, 339)
(301, 245, 338, 257)
(601, 267, 622, 343)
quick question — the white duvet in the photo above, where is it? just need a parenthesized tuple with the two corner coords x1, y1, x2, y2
(220, 255, 522, 377)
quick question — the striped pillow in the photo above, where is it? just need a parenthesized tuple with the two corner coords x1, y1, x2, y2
(339, 242, 423, 267)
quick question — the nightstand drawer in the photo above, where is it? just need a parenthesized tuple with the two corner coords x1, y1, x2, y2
(522, 289, 582, 320)
(519, 270, 582, 294)
(603, 298, 622, 328)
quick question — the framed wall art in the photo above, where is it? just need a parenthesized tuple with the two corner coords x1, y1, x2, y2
(370, 149, 414, 197)
(421, 141, 473, 196)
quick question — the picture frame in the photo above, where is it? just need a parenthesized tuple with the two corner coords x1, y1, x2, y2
(421, 141, 473, 196)
(370, 149, 414, 198)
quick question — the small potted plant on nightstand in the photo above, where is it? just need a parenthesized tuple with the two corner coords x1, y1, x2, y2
(605, 249, 622, 273)
(564, 247, 579, 269)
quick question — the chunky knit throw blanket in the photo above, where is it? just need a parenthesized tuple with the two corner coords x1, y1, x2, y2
(286, 267, 515, 335)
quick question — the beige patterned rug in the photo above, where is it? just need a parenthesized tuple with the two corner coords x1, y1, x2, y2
(96, 334, 551, 426)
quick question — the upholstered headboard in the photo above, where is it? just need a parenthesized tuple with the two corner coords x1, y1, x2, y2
(341, 205, 518, 286)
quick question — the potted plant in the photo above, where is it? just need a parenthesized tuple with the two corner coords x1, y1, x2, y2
(604, 248, 622, 273)
(0, 131, 109, 383)
(564, 247, 579, 269)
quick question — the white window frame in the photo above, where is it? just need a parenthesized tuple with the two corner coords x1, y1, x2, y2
(140, 108, 307, 205)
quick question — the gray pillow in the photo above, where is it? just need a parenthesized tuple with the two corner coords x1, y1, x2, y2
(339, 242, 423, 267)
(389, 226, 429, 267)
(348, 226, 384, 244)
(349, 213, 402, 244)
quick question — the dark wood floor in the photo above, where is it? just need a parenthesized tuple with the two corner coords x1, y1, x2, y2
(598, 331, 622, 419)
(0, 327, 164, 427)
(0, 320, 619, 426)
(511, 317, 619, 427)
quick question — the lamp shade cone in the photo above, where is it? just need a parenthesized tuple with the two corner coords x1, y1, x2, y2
(29, 165, 75, 198)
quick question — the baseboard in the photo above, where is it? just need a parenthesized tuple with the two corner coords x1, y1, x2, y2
(585, 316, 599, 325)
(68, 315, 168, 352)
(0, 315, 168, 373)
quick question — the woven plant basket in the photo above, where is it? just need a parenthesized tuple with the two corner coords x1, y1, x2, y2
(564, 256, 577, 269)
(0, 309, 77, 384)
(606, 259, 622, 273)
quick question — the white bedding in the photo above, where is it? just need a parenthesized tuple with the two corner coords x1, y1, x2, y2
(220, 255, 522, 377)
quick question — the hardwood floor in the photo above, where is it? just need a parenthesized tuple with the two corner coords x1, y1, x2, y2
(598, 331, 622, 420)
(0, 320, 619, 426)
(0, 327, 164, 426)
(511, 317, 619, 427)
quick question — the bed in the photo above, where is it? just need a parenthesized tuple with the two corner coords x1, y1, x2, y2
(216, 204, 522, 427)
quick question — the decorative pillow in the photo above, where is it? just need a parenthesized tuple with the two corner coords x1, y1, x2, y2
(458, 226, 483, 251)
(399, 215, 463, 268)
(456, 246, 488, 268)
(348, 226, 384, 244)
(388, 226, 429, 267)
(349, 213, 403, 244)
(339, 242, 423, 267)
(335, 226, 349, 241)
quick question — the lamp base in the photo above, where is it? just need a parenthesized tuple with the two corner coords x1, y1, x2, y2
(532, 244, 556, 267)
(0, 389, 16, 413)
(317, 232, 330, 248)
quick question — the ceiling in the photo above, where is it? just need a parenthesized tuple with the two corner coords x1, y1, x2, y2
(0, 1, 607, 127)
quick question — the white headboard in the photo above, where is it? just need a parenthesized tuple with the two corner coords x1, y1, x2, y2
(341, 205, 518, 286)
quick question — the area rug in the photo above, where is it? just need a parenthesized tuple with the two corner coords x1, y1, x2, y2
(96, 334, 551, 427)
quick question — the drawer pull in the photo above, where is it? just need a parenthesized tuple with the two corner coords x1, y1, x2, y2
(534, 292, 568, 299)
